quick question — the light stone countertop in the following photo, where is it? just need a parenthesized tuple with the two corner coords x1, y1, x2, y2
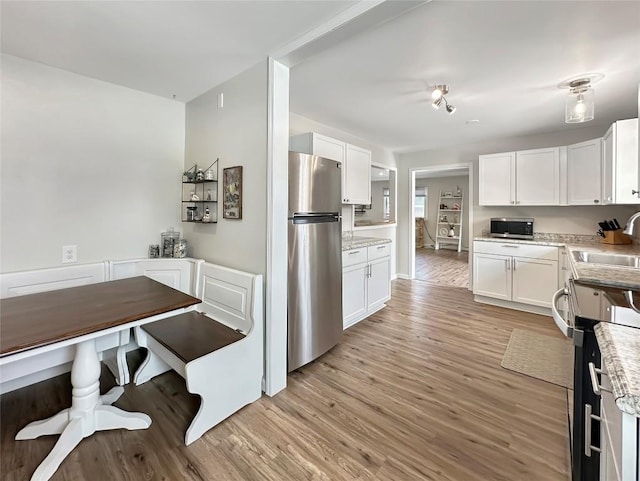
(342, 236, 392, 251)
(595, 322, 640, 417)
(564, 243, 640, 291)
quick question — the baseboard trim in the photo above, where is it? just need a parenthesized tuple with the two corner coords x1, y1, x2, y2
(473, 295, 552, 317)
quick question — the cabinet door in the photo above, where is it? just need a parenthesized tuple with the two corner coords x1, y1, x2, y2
(343, 144, 371, 204)
(567, 139, 602, 205)
(472, 253, 511, 300)
(367, 257, 391, 310)
(516, 147, 560, 205)
(602, 125, 614, 204)
(511, 257, 558, 308)
(313, 134, 346, 163)
(478, 152, 515, 205)
(603, 119, 640, 205)
(343, 263, 368, 329)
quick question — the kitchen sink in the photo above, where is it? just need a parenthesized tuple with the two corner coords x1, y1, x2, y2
(572, 251, 640, 267)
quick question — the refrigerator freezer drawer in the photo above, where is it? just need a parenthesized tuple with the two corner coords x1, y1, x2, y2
(288, 219, 343, 371)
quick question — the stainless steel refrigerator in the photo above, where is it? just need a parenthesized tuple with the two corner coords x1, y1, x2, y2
(288, 151, 343, 372)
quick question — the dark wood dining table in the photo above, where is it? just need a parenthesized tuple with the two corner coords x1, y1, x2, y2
(0, 276, 200, 481)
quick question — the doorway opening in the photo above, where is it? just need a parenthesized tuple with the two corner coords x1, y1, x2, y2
(410, 163, 472, 288)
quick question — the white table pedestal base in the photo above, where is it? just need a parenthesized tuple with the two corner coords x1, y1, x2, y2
(15, 339, 152, 481)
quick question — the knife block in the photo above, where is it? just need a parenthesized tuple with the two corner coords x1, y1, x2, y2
(602, 229, 632, 245)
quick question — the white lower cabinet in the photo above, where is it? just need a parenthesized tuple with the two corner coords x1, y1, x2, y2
(473, 241, 559, 311)
(597, 357, 639, 481)
(343, 243, 391, 329)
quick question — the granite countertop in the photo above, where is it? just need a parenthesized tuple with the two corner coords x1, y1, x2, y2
(564, 243, 640, 291)
(474, 234, 640, 290)
(594, 322, 640, 417)
(342, 236, 392, 251)
(473, 236, 565, 247)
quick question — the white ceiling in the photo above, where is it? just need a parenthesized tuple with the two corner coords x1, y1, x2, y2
(291, 1, 640, 152)
(0, 0, 360, 102)
(2, 1, 639, 154)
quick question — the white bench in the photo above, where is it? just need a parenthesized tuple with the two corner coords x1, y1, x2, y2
(133, 261, 264, 445)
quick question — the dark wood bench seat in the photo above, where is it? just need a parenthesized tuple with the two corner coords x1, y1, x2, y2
(142, 311, 245, 364)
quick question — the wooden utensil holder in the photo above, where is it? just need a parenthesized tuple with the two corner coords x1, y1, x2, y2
(602, 229, 632, 245)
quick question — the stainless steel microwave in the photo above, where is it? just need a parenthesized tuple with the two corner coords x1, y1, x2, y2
(489, 218, 534, 240)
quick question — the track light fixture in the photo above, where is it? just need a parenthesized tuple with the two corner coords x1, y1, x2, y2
(431, 85, 455, 115)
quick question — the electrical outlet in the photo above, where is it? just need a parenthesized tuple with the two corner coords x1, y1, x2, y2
(62, 245, 77, 263)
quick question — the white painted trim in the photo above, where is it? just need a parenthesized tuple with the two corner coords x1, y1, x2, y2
(270, 1, 385, 63)
(408, 163, 473, 283)
(264, 58, 289, 397)
(473, 295, 552, 317)
(396, 273, 411, 280)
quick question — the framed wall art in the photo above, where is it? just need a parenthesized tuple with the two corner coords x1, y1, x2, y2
(223, 166, 243, 219)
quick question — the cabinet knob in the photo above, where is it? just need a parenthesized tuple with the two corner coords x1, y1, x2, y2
(510, 201, 515, 204)
(593, 199, 599, 203)
(633, 189, 639, 195)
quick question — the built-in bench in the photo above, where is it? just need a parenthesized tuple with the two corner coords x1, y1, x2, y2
(133, 261, 263, 445)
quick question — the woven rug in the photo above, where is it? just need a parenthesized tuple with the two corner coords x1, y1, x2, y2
(501, 328, 574, 389)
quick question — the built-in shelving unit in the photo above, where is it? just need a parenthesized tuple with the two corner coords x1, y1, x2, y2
(435, 190, 463, 252)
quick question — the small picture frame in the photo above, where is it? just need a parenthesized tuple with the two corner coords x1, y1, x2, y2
(223, 166, 243, 219)
(443, 191, 453, 197)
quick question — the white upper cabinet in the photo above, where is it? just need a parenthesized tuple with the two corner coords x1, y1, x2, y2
(289, 132, 372, 205)
(289, 132, 345, 163)
(515, 147, 560, 205)
(343, 144, 371, 204)
(479, 147, 560, 205)
(478, 152, 515, 205)
(602, 118, 639, 205)
(567, 138, 602, 205)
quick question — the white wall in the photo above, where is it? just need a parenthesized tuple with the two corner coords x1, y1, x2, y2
(396, 126, 638, 277)
(183, 60, 268, 275)
(417, 175, 470, 250)
(0, 54, 185, 272)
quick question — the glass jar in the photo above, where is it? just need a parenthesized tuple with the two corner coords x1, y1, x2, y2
(160, 227, 180, 257)
(173, 239, 187, 258)
(148, 244, 160, 258)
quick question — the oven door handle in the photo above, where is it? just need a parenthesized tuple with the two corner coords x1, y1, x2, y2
(551, 287, 573, 338)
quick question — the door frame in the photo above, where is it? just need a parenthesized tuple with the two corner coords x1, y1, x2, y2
(408, 162, 474, 287)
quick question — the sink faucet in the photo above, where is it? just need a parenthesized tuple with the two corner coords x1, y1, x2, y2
(623, 211, 640, 235)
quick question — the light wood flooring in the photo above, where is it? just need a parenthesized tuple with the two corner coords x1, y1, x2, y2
(1, 280, 570, 481)
(415, 247, 469, 288)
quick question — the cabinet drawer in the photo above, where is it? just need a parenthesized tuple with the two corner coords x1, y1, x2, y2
(473, 241, 558, 260)
(342, 248, 368, 267)
(368, 243, 391, 261)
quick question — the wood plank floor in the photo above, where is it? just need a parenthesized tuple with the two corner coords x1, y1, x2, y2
(1, 280, 570, 481)
(415, 248, 469, 288)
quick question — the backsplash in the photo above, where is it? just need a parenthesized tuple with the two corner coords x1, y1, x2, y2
(532, 232, 601, 244)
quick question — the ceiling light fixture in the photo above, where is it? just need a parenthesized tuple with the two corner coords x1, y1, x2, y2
(431, 85, 455, 115)
(558, 74, 603, 124)
(565, 78, 594, 123)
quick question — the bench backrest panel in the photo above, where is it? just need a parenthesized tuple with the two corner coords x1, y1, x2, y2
(0, 262, 108, 299)
(109, 259, 195, 295)
(196, 262, 260, 335)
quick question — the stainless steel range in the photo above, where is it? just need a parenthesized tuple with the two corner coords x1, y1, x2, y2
(553, 281, 640, 481)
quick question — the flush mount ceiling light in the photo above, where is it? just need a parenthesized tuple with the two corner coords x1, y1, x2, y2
(559, 73, 604, 124)
(431, 85, 456, 115)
